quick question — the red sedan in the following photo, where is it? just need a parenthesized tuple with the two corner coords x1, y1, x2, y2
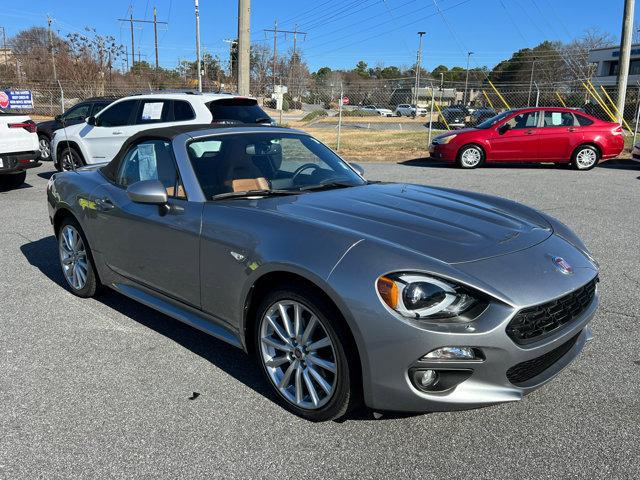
(429, 107, 624, 170)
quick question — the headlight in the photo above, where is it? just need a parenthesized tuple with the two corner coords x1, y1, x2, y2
(376, 273, 485, 321)
(435, 134, 457, 144)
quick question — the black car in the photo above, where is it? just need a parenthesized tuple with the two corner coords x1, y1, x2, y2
(470, 107, 498, 125)
(37, 97, 116, 160)
(440, 107, 467, 129)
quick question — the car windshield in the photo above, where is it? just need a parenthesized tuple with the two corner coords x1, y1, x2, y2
(186, 132, 366, 199)
(475, 110, 513, 129)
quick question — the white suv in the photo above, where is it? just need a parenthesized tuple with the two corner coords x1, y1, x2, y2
(394, 104, 428, 117)
(0, 110, 41, 188)
(51, 92, 271, 170)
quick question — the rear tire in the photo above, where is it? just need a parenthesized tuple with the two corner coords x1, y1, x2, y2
(254, 284, 359, 421)
(572, 145, 599, 170)
(38, 134, 51, 160)
(57, 217, 100, 298)
(457, 145, 484, 169)
(0, 171, 27, 189)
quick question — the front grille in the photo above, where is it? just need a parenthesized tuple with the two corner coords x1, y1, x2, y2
(506, 332, 581, 385)
(506, 278, 597, 345)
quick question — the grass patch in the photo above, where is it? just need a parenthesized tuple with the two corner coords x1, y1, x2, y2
(301, 127, 437, 161)
(300, 109, 328, 122)
(341, 109, 379, 117)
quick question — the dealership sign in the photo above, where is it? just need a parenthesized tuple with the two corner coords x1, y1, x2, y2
(0, 90, 34, 109)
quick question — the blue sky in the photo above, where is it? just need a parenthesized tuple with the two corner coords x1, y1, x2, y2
(1, 0, 636, 73)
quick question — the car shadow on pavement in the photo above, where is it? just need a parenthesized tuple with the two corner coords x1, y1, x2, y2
(0, 182, 33, 193)
(20, 235, 408, 422)
(399, 157, 564, 169)
(37, 171, 56, 180)
(597, 159, 640, 170)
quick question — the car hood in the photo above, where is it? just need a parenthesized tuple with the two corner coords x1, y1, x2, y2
(258, 183, 553, 264)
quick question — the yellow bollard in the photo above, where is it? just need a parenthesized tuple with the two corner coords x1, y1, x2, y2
(555, 91, 567, 108)
(487, 80, 510, 109)
(599, 85, 633, 133)
(482, 90, 495, 110)
(433, 102, 450, 131)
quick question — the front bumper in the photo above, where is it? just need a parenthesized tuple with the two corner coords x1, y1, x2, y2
(0, 151, 41, 174)
(429, 142, 457, 162)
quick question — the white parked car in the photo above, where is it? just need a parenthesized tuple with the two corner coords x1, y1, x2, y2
(361, 105, 394, 117)
(0, 110, 41, 188)
(394, 104, 428, 117)
(51, 92, 272, 170)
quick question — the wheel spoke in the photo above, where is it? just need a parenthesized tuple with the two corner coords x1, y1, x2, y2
(307, 354, 336, 374)
(295, 364, 303, 403)
(278, 360, 297, 389)
(303, 369, 320, 406)
(266, 315, 292, 345)
(293, 303, 302, 341)
(308, 366, 332, 395)
(265, 356, 289, 368)
(278, 303, 294, 337)
(262, 337, 292, 352)
(307, 336, 331, 351)
(301, 316, 317, 345)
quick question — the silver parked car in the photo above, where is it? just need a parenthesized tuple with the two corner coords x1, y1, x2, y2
(47, 125, 599, 421)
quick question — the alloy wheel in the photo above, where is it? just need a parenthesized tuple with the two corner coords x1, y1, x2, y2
(61, 150, 82, 171)
(39, 138, 51, 159)
(59, 225, 88, 290)
(575, 148, 597, 169)
(259, 300, 338, 410)
(461, 147, 482, 167)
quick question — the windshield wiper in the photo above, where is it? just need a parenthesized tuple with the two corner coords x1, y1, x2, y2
(299, 181, 357, 192)
(212, 189, 300, 200)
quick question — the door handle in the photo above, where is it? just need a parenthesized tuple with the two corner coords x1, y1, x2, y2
(525, 129, 535, 135)
(112, 130, 123, 135)
(567, 127, 576, 132)
(94, 197, 114, 211)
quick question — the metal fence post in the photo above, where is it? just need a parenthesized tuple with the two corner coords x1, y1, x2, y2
(633, 83, 640, 147)
(428, 83, 435, 146)
(336, 82, 343, 152)
(57, 80, 64, 114)
(534, 81, 540, 107)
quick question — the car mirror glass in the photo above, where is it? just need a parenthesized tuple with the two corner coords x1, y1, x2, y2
(127, 180, 168, 205)
(87, 116, 97, 126)
(350, 162, 365, 177)
(498, 123, 510, 134)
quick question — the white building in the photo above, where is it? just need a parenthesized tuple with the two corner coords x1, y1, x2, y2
(588, 44, 640, 86)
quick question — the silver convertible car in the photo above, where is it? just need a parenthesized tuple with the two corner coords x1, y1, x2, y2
(47, 124, 599, 421)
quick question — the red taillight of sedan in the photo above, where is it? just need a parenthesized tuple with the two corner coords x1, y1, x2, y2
(611, 125, 623, 136)
(9, 120, 37, 133)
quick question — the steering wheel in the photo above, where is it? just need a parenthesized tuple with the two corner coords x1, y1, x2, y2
(291, 163, 322, 185)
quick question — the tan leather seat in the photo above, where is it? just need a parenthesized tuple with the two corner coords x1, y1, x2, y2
(166, 185, 186, 198)
(231, 177, 269, 192)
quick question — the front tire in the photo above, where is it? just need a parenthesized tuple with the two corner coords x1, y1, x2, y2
(0, 171, 27, 189)
(572, 145, 599, 170)
(255, 285, 357, 421)
(58, 147, 84, 171)
(57, 217, 100, 297)
(457, 144, 484, 169)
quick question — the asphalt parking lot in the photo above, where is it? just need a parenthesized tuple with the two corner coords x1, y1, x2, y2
(1, 160, 639, 479)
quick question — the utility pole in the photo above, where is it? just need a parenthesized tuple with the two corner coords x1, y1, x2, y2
(0, 27, 7, 68)
(463, 51, 473, 107)
(264, 22, 306, 91)
(47, 16, 58, 82)
(237, 0, 251, 96)
(616, 0, 635, 124)
(527, 58, 536, 106)
(413, 32, 426, 107)
(195, 0, 202, 92)
(153, 6, 159, 71)
(118, 9, 167, 73)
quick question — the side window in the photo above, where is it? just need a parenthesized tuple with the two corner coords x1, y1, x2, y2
(543, 111, 577, 127)
(97, 100, 138, 127)
(506, 112, 539, 130)
(90, 102, 111, 116)
(173, 100, 196, 121)
(63, 103, 91, 122)
(116, 140, 186, 199)
(136, 100, 170, 125)
(575, 114, 594, 126)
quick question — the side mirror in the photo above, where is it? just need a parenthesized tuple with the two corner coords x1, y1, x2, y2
(127, 180, 168, 205)
(350, 162, 365, 176)
(87, 116, 97, 126)
(498, 123, 510, 135)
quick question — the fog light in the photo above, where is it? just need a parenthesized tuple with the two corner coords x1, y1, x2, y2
(414, 369, 438, 389)
(423, 346, 478, 360)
